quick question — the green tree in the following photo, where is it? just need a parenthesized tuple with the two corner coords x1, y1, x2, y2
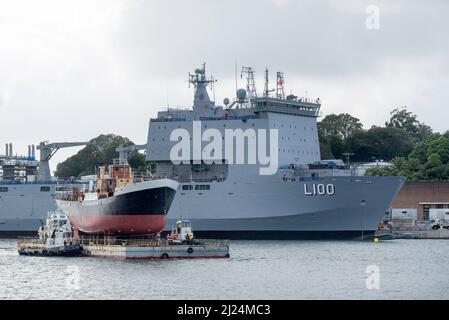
(318, 127, 334, 159)
(366, 134, 449, 180)
(408, 141, 428, 163)
(345, 126, 414, 162)
(427, 137, 449, 164)
(418, 153, 448, 180)
(385, 106, 432, 142)
(55, 134, 147, 178)
(319, 113, 363, 140)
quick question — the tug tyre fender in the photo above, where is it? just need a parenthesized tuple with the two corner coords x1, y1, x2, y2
(161, 253, 169, 259)
(187, 247, 194, 254)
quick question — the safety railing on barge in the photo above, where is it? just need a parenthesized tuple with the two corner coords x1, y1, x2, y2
(78, 237, 229, 248)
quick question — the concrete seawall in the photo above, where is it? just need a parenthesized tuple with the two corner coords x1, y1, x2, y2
(393, 229, 449, 239)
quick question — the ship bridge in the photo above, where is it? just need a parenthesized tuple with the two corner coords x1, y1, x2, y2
(147, 64, 322, 166)
(253, 97, 321, 117)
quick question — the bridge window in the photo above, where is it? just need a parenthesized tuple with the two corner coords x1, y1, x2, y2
(194, 185, 210, 191)
(182, 185, 193, 191)
(40, 186, 51, 192)
(0, 187, 8, 192)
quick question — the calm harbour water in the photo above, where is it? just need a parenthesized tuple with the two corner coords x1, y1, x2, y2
(1, 238, 448, 300)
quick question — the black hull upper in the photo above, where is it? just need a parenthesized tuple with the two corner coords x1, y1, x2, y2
(57, 186, 177, 217)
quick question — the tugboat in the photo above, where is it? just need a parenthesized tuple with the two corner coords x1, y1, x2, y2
(166, 218, 195, 244)
(17, 211, 82, 256)
(55, 161, 179, 236)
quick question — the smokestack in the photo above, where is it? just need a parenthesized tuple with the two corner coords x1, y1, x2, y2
(8, 143, 12, 158)
(28, 145, 31, 158)
(5, 144, 8, 157)
(32, 144, 35, 158)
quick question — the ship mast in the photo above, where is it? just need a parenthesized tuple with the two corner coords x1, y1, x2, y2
(263, 67, 275, 97)
(241, 66, 257, 99)
(276, 71, 285, 99)
(189, 63, 216, 110)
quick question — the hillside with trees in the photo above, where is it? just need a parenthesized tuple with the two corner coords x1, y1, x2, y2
(318, 106, 449, 181)
(365, 133, 449, 181)
(54, 134, 147, 178)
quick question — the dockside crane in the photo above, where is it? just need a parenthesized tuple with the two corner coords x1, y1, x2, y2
(37, 141, 94, 181)
(116, 144, 147, 164)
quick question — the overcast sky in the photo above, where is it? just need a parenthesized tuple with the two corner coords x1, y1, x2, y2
(1, 0, 448, 172)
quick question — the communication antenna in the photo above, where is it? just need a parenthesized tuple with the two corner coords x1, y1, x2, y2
(276, 71, 285, 99)
(235, 61, 238, 100)
(263, 67, 275, 97)
(240, 66, 257, 99)
(211, 75, 217, 103)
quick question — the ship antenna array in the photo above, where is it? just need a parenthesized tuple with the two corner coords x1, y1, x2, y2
(276, 71, 285, 99)
(240, 66, 257, 98)
(188, 62, 215, 88)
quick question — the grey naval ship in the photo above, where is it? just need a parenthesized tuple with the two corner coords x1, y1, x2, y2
(0, 142, 88, 237)
(146, 64, 406, 239)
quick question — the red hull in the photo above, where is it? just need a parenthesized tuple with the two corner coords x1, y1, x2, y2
(69, 214, 166, 235)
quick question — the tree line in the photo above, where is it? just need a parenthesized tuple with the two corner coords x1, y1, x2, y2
(318, 107, 449, 180)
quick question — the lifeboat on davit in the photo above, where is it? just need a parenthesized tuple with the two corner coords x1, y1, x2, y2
(55, 162, 179, 236)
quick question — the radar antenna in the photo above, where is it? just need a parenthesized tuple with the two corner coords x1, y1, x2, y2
(188, 63, 216, 109)
(276, 71, 285, 99)
(240, 66, 257, 99)
(188, 62, 215, 89)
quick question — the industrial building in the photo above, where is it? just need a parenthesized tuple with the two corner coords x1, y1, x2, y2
(390, 181, 449, 222)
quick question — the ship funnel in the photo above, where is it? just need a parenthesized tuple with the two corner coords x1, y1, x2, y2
(28, 145, 31, 158)
(5, 144, 8, 157)
(9, 143, 12, 158)
(32, 144, 35, 158)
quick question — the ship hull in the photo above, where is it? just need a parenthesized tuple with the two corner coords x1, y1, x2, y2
(0, 174, 404, 240)
(0, 182, 79, 237)
(68, 214, 167, 235)
(165, 168, 405, 239)
(56, 179, 178, 235)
